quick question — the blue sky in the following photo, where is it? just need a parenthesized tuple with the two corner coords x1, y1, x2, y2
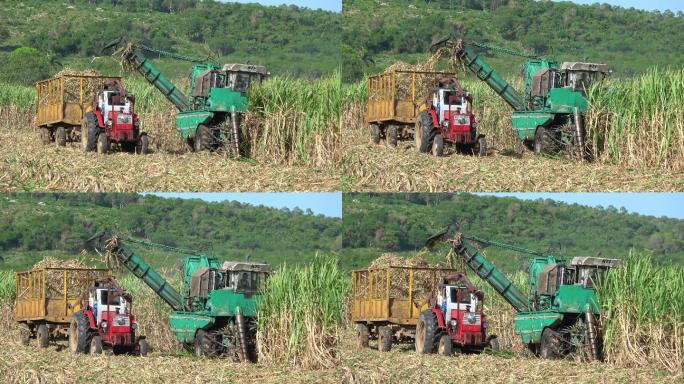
(478, 193, 684, 219)
(148, 193, 342, 218)
(553, 0, 684, 12)
(220, 0, 341, 12)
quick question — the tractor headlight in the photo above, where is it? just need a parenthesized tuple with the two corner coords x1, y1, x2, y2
(442, 120, 449, 127)
(106, 120, 113, 128)
(449, 319, 458, 328)
(101, 321, 108, 329)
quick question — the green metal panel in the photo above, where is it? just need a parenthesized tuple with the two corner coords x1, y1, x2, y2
(175, 111, 214, 139)
(169, 312, 215, 344)
(206, 289, 260, 318)
(188, 63, 221, 93)
(554, 285, 600, 314)
(511, 111, 555, 141)
(527, 256, 559, 299)
(182, 256, 221, 297)
(546, 88, 589, 114)
(514, 311, 564, 344)
(207, 88, 248, 113)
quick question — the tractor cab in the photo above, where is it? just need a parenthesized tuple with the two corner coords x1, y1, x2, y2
(569, 257, 621, 289)
(222, 64, 270, 96)
(222, 261, 271, 295)
(439, 281, 484, 329)
(560, 62, 609, 94)
(93, 81, 139, 143)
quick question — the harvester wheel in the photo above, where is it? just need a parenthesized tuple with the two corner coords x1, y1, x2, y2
(386, 125, 398, 147)
(356, 323, 369, 349)
(36, 323, 49, 349)
(55, 126, 66, 147)
(139, 134, 150, 154)
(534, 126, 553, 155)
(438, 335, 452, 356)
(96, 132, 109, 154)
(369, 124, 380, 145)
(138, 339, 149, 356)
(194, 125, 212, 152)
(69, 311, 91, 354)
(194, 329, 207, 357)
(431, 133, 444, 157)
(540, 328, 559, 359)
(415, 311, 439, 354)
(89, 335, 103, 355)
(378, 326, 392, 352)
(82, 112, 98, 152)
(40, 127, 51, 145)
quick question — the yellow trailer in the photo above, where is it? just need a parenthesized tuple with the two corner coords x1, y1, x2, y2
(366, 70, 454, 146)
(35, 74, 120, 147)
(351, 266, 458, 352)
(15, 267, 111, 348)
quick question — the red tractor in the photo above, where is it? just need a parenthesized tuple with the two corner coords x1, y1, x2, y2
(81, 79, 149, 154)
(69, 276, 149, 355)
(415, 272, 498, 355)
(416, 78, 487, 157)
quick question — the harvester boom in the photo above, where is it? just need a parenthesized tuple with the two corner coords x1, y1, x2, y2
(431, 36, 526, 111)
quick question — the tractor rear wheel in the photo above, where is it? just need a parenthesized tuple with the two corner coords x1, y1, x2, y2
(55, 126, 66, 147)
(89, 335, 103, 355)
(369, 124, 380, 145)
(96, 133, 109, 154)
(415, 311, 439, 354)
(438, 335, 452, 356)
(36, 323, 49, 348)
(431, 133, 444, 157)
(534, 126, 553, 155)
(386, 125, 398, 147)
(356, 323, 369, 349)
(540, 328, 559, 359)
(194, 125, 212, 152)
(417, 112, 432, 153)
(378, 326, 392, 352)
(138, 339, 149, 356)
(69, 311, 91, 354)
(82, 112, 98, 152)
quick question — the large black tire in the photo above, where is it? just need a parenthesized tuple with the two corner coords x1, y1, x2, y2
(138, 338, 149, 356)
(19, 324, 30, 346)
(96, 132, 109, 154)
(82, 112, 98, 152)
(540, 328, 559, 359)
(386, 125, 398, 147)
(431, 133, 444, 157)
(488, 336, 500, 351)
(438, 335, 452, 356)
(418, 112, 432, 153)
(194, 125, 212, 152)
(139, 134, 150, 154)
(55, 126, 66, 147)
(378, 326, 392, 352)
(36, 323, 49, 349)
(40, 127, 51, 145)
(356, 323, 369, 349)
(369, 124, 380, 145)
(476, 136, 487, 156)
(534, 126, 553, 154)
(69, 312, 91, 354)
(415, 311, 439, 354)
(194, 329, 208, 357)
(90, 335, 103, 355)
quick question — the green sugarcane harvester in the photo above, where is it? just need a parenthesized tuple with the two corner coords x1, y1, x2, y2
(89, 231, 271, 362)
(426, 225, 620, 360)
(103, 37, 269, 156)
(430, 36, 609, 158)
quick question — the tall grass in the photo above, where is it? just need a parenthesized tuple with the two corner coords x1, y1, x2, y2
(598, 251, 684, 374)
(586, 67, 684, 172)
(256, 254, 349, 369)
(0, 84, 34, 112)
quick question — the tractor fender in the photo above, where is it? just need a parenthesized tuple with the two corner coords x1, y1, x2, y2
(431, 308, 446, 329)
(95, 111, 106, 128)
(82, 309, 97, 329)
(427, 109, 439, 128)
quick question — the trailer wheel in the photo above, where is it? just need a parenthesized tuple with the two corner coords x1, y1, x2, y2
(55, 126, 66, 147)
(378, 326, 392, 352)
(386, 125, 398, 147)
(89, 335, 103, 355)
(415, 311, 439, 354)
(431, 133, 444, 157)
(19, 324, 31, 346)
(36, 323, 49, 348)
(96, 133, 109, 154)
(194, 125, 212, 152)
(138, 339, 149, 356)
(69, 311, 91, 354)
(438, 335, 452, 356)
(534, 126, 553, 155)
(540, 328, 559, 359)
(369, 124, 380, 145)
(356, 323, 369, 349)
(40, 127, 51, 145)
(139, 134, 150, 154)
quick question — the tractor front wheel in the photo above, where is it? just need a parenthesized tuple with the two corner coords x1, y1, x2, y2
(438, 335, 452, 356)
(96, 133, 109, 154)
(55, 126, 66, 147)
(36, 323, 49, 348)
(378, 326, 392, 352)
(386, 125, 398, 147)
(431, 133, 444, 157)
(369, 124, 380, 145)
(90, 335, 103, 355)
(540, 328, 559, 359)
(415, 311, 439, 354)
(356, 323, 369, 349)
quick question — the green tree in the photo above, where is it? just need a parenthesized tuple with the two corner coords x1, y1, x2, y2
(2, 47, 52, 85)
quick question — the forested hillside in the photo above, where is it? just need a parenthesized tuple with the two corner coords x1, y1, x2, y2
(0, 193, 341, 270)
(343, 0, 684, 81)
(0, 0, 340, 84)
(343, 193, 684, 271)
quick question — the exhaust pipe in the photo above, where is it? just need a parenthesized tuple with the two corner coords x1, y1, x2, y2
(574, 107, 586, 159)
(230, 110, 241, 158)
(235, 307, 251, 363)
(585, 307, 599, 361)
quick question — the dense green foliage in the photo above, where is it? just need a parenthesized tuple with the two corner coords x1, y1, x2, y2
(342, 193, 684, 271)
(0, 0, 340, 84)
(0, 193, 341, 270)
(343, 0, 684, 81)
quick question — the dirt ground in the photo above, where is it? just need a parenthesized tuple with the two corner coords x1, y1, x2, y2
(342, 127, 684, 193)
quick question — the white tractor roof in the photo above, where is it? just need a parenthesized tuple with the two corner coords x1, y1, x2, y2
(222, 64, 270, 76)
(561, 62, 610, 73)
(222, 261, 272, 273)
(570, 257, 621, 268)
